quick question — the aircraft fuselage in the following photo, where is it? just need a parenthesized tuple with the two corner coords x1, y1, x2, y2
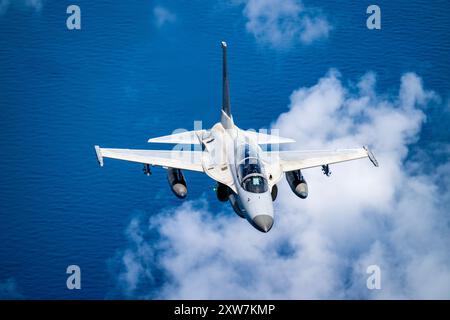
(201, 121, 275, 232)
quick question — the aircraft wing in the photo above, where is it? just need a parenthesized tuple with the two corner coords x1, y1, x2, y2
(265, 146, 378, 172)
(94, 146, 204, 172)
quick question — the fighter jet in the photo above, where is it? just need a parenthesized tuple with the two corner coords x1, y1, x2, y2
(94, 41, 378, 233)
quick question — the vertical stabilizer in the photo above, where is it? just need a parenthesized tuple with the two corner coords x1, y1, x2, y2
(221, 41, 233, 129)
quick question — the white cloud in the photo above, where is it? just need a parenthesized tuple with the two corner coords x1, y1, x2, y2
(25, 0, 42, 11)
(241, 0, 331, 47)
(0, 0, 10, 15)
(0, 0, 43, 15)
(153, 6, 176, 28)
(300, 15, 331, 44)
(0, 278, 24, 299)
(113, 70, 450, 299)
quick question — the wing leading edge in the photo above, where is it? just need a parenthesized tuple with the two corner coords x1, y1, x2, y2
(265, 146, 378, 172)
(94, 146, 204, 172)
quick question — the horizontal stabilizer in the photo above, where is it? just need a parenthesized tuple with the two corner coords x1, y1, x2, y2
(244, 131, 295, 144)
(148, 130, 206, 144)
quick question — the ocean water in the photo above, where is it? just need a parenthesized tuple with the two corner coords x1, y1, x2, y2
(0, 0, 449, 299)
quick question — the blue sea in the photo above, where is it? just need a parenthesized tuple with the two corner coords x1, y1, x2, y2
(0, 0, 449, 299)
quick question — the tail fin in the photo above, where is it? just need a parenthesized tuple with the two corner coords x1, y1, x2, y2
(221, 41, 233, 129)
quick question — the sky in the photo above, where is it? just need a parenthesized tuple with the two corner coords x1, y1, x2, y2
(0, 0, 449, 299)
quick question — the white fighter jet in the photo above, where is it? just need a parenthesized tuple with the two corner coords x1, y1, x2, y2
(94, 41, 378, 233)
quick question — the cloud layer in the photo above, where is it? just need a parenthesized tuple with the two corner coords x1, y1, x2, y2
(0, 0, 43, 15)
(241, 0, 331, 47)
(0, 278, 24, 299)
(153, 6, 176, 28)
(113, 70, 450, 299)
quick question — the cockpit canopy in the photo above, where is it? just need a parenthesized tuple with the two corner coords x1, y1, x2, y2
(237, 151, 268, 194)
(242, 174, 268, 193)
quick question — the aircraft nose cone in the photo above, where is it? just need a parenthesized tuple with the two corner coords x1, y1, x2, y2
(252, 215, 274, 233)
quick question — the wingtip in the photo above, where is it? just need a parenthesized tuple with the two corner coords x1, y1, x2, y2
(278, 137, 296, 144)
(286, 138, 296, 143)
(363, 146, 379, 167)
(148, 136, 164, 143)
(94, 145, 104, 167)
